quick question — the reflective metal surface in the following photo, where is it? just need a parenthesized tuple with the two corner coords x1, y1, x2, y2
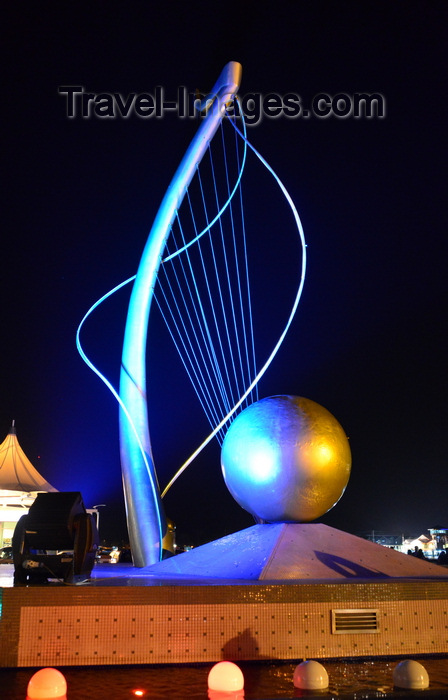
(221, 395, 351, 522)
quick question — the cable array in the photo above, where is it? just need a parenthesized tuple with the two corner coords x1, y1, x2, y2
(77, 100, 306, 503)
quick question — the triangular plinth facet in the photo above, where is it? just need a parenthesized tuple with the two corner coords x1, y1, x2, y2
(146, 524, 448, 581)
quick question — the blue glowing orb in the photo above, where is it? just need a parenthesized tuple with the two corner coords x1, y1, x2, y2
(221, 395, 351, 522)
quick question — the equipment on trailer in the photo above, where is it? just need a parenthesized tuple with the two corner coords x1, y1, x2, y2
(12, 491, 99, 584)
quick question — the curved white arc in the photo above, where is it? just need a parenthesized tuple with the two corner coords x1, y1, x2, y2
(161, 124, 307, 498)
(75, 273, 165, 567)
(77, 275, 136, 385)
(75, 275, 164, 556)
(120, 62, 242, 567)
(76, 112, 245, 554)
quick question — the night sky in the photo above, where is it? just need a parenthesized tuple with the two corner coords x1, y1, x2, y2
(2, 3, 447, 547)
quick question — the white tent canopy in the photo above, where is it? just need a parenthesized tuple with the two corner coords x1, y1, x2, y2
(0, 421, 57, 508)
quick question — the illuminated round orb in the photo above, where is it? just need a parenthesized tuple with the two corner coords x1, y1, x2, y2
(293, 660, 329, 689)
(393, 660, 429, 689)
(27, 668, 67, 699)
(208, 661, 244, 691)
(221, 395, 351, 522)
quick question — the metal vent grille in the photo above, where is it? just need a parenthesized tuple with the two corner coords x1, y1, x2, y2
(331, 609, 380, 634)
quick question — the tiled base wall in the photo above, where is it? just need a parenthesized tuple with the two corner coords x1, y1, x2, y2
(1, 581, 448, 667)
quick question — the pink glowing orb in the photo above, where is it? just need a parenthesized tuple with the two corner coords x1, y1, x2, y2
(27, 667, 67, 699)
(208, 661, 244, 691)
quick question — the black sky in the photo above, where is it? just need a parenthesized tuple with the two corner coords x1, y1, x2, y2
(2, 3, 447, 546)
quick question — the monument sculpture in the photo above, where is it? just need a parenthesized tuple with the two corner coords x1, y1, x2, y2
(78, 62, 351, 567)
(2, 61, 445, 672)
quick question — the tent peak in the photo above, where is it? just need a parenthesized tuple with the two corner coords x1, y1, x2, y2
(9, 420, 17, 435)
(0, 423, 57, 493)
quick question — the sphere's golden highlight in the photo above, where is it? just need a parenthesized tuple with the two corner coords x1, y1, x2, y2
(221, 395, 351, 522)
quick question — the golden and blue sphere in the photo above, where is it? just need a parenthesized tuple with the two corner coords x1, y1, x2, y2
(221, 395, 351, 522)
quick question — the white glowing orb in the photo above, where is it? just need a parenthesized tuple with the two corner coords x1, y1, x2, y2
(293, 660, 329, 689)
(393, 660, 429, 689)
(208, 661, 244, 691)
